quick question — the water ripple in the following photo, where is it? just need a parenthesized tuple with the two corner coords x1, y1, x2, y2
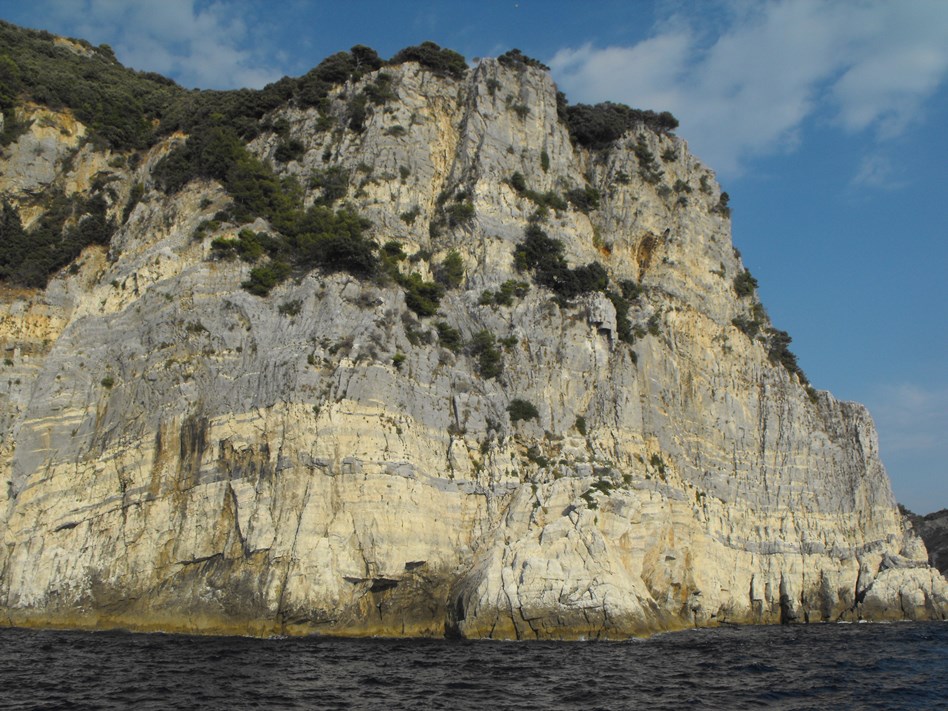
(1, 622, 946, 710)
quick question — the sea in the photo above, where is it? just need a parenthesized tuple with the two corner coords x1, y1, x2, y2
(1, 622, 946, 710)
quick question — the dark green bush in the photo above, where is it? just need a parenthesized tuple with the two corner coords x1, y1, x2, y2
(399, 206, 421, 225)
(509, 172, 528, 193)
(436, 250, 464, 288)
(397, 272, 444, 316)
(564, 102, 678, 149)
(767, 328, 808, 384)
(435, 321, 462, 352)
(508, 398, 539, 422)
(122, 182, 144, 224)
(364, 72, 396, 104)
(309, 166, 349, 206)
(732, 315, 761, 338)
(619, 279, 641, 301)
(445, 201, 475, 227)
(497, 49, 550, 71)
(242, 260, 291, 296)
(469, 330, 503, 379)
(491, 279, 529, 306)
(565, 186, 601, 213)
(514, 224, 608, 300)
(733, 269, 758, 298)
(389, 42, 467, 79)
(211, 229, 276, 262)
(0, 192, 115, 288)
(274, 138, 305, 163)
(381, 240, 407, 262)
(606, 290, 635, 344)
(278, 299, 302, 316)
(347, 91, 369, 132)
(508, 173, 568, 212)
(633, 138, 664, 184)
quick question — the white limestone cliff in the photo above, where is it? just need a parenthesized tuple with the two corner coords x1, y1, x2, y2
(0, 58, 944, 638)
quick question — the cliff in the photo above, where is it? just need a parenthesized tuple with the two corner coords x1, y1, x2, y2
(0, 29, 945, 638)
(906, 509, 948, 576)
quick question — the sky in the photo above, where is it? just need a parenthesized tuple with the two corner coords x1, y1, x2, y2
(1, 0, 946, 514)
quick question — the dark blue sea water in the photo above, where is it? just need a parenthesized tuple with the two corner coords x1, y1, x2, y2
(1, 622, 946, 710)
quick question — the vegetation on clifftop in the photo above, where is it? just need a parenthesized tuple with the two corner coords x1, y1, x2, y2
(0, 21, 803, 380)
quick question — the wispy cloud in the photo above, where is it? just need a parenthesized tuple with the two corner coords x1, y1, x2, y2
(39, 0, 282, 89)
(850, 153, 905, 190)
(549, 0, 948, 177)
(868, 383, 948, 454)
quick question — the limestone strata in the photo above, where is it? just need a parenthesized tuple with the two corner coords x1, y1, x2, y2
(0, 59, 945, 638)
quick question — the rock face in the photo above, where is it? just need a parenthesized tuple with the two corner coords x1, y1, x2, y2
(0, 55, 945, 639)
(906, 509, 948, 576)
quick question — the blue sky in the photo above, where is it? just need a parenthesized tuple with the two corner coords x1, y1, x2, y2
(1, 1, 946, 514)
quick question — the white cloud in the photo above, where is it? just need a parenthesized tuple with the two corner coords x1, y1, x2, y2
(549, 0, 948, 177)
(39, 0, 281, 89)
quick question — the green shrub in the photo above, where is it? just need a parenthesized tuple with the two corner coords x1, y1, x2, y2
(278, 299, 302, 316)
(445, 201, 475, 228)
(242, 260, 291, 296)
(508, 398, 539, 422)
(389, 42, 467, 79)
(767, 328, 808, 384)
(469, 329, 503, 379)
(309, 166, 350, 206)
(399, 206, 421, 225)
(508, 173, 568, 212)
(565, 186, 601, 213)
(563, 102, 678, 149)
(397, 272, 443, 316)
(274, 138, 305, 162)
(436, 250, 464, 288)
(381, 240, 407, 262)
(733, 269, 758, 298)
(365, 72, 396, 105)
(480, 280, 531, 308)
(713, 191, 731, 217)
(122, 182, 144, 224)
(0, 193, 115, 288)
(514, 224, 608, 300)
(211, 229, 277, 262)
(497, 49, 550, 71)
(606, 291, 635, 344)
(575, 416, 587, 435)
(392, 352, 406, 369)
(435, 321, 462, 352)
(618, 279, 641, 301)
(732, 316, 761, 338)
(633, 138, 663, 184)
(100, 376, 115, 389)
